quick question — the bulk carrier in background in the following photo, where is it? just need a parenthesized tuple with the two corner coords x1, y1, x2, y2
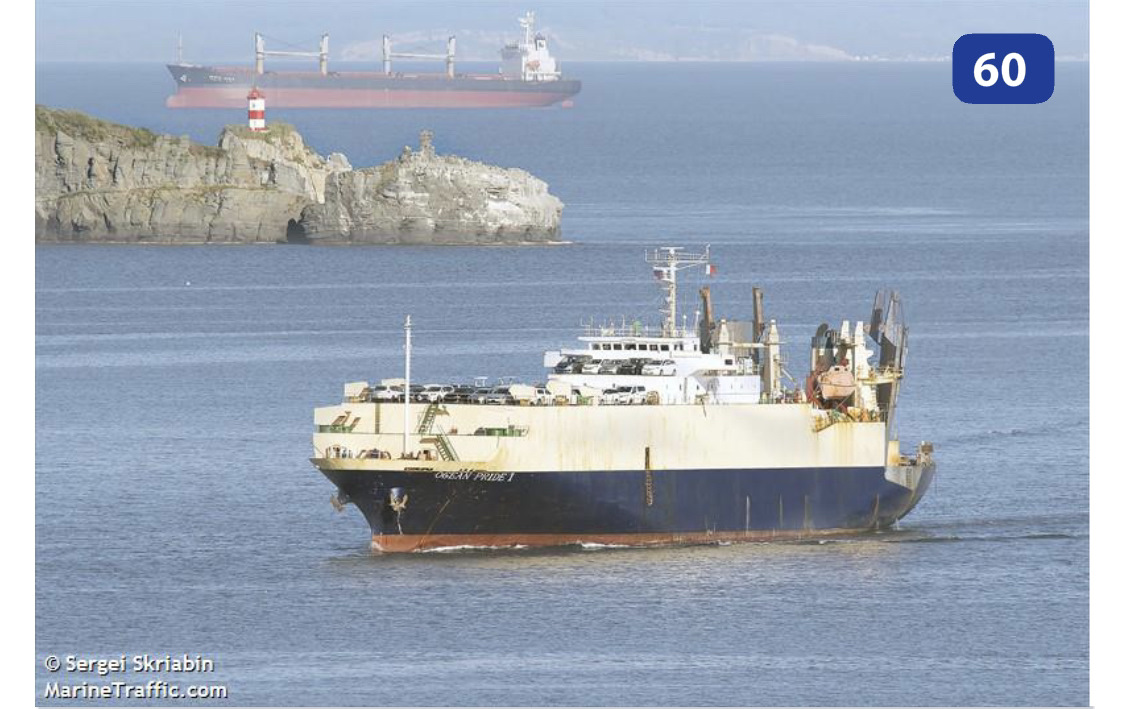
(166, 12, 581, 109)
(311, 247, 936, 552)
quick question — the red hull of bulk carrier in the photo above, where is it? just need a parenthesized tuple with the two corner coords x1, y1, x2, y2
(166, 63, 581, 109)
(165, 86, 574, 109)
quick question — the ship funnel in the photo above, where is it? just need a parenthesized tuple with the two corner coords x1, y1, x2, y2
(699, 286, 714, 353)
(751, 286, 765, 363)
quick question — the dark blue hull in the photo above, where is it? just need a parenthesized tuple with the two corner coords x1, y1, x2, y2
(319, 463, 936, 551)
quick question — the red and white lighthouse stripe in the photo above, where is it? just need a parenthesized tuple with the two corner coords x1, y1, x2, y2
(247, 88, 266, 131)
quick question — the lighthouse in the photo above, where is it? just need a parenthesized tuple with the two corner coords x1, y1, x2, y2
(247, 88, 266, 131)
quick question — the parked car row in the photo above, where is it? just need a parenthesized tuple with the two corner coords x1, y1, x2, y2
(450, 385, 555, 405)
(600, 386, 649, 405)
(554, 357, 677, 376)
(363, 384, 540, 405)
(360, 382, 652, 406)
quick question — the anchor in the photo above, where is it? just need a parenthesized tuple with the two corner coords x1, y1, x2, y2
(388, 487, 409, 534)
(329, 490, 351, 512)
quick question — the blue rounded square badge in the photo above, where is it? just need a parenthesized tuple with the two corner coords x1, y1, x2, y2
(953, 33, 1054, 104)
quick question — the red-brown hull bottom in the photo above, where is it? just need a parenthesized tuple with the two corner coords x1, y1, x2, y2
(372, 528, 872, 553)
(166, 88, 572, 109)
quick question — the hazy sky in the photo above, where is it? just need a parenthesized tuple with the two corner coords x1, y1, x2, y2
(35, 0, 1089, 63)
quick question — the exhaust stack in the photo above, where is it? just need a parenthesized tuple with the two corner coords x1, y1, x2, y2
(699, 286, 714, 354)
(752, 286, 765, 363)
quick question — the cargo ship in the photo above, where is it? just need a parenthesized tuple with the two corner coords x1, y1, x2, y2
(311, 246, 936, 552)
(166, 12, 580, 109)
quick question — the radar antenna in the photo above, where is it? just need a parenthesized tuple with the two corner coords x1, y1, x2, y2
(645, 246, 712, 337)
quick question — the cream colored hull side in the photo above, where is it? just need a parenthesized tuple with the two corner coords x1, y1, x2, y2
(313, 402, 888, 471)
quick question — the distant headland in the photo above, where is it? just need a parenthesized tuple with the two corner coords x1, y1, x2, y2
(34, 106, 564, 245)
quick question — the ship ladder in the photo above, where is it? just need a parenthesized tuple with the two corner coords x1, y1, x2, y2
(416, 402, 459, 461)
(416, 402, 443, 434)
(432, 424, 460, 462)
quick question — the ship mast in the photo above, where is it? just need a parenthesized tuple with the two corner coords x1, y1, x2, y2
(645, 246, 711, 337)
(403, 314, 412, 456)
(520, 11, 535, 47)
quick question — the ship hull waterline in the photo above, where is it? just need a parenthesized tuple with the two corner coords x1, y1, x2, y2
(167, 87, 577, 109)
(165, 66, 582, 109)
(317, 463, 936, 553)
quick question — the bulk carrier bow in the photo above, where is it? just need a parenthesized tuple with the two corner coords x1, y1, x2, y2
(311, 247, 936, 552)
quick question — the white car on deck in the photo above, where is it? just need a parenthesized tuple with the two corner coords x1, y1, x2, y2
(371, 385, 403, 401)
(621, 385, 648, 404)
(581, 360, 605, 374)
(418, 384, 454, 403)
(641, 359, 676, 376)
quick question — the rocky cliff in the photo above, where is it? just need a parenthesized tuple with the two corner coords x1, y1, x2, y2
(292, 131, 562, 244)
(35, 106, 563, 244)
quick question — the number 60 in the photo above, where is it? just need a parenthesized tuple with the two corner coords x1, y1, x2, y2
(974, 52, 1026, 87)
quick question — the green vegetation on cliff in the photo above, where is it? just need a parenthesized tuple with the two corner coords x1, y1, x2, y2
(222, 122, 299, 144)
(35, 104, 160, 149)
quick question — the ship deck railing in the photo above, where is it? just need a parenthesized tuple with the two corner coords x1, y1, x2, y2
(579, 323, 696, 339)
(312, 455, 494, 473)
(811, 408, 886, 432)
(330, 394, 834, 410)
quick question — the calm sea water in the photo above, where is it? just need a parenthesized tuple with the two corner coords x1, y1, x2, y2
(35, 62, 1088, 705)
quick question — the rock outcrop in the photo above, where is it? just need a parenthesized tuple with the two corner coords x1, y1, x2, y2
(292, 131, 562, 244)
(35, 106, 563, 244)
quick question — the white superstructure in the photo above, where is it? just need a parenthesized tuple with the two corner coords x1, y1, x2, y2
(542, 247, 775, 406)
(501, 12, 562, 81)
(312, 246, 914, 477)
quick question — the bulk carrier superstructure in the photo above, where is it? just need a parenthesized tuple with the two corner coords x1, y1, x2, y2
(311, 247, 936, 552)
(166, 12, 580, 109)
